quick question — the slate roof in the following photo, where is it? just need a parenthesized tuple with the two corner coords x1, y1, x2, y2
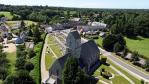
(0, 25, 8, 32)
(49, 53, 70, 79)
(80, 40, 100, 67)
(70, 31, 81, 40)
(15, 37, 24, 44)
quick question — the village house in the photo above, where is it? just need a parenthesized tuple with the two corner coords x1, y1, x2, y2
(47, 30, 100, 84)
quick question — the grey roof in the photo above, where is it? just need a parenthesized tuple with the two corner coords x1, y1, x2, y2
(49, 53, 70, 79)
(15, 37, 24, 44)
(80, 40, 100, 66)
(70, 31, 80, 40)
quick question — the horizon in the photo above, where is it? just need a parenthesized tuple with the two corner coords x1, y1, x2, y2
(0, 0, 149, 9)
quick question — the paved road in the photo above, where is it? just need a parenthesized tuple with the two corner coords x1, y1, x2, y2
(81, 38, 149, 82)
(41, 34, 49, 83)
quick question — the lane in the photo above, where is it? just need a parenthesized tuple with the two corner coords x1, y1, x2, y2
(41, 34, 49, 83)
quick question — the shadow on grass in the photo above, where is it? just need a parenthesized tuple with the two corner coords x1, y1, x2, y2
(127, 36, 144, 40)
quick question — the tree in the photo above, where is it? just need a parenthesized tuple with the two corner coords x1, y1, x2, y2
(20, 20, 26, 31)
(113, 42, 124, 53)
(132, 51, 140, 62)
(28, 50, 36, 58)
(62, 57, 89, 84)
(102, 34, 117, 51)
(32, 24, 41, 43)
(102, 34, 126, 52)
(15, 57, 26, 69)
(28, 27, 33, 37)
(24, 62, 34, 72)
(4, 70, 35, 84)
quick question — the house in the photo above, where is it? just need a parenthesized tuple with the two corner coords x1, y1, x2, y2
(137, 58, 146, 66)
(124, 53, 133, 60)
(48, 30, 100, 84)
(15, 37, 24, 44)
(0, 25, 9, 38)
(77, 25, 107, 33)
(88, 22, 107, 28)
(0, 17, 7, 23)
(52, 23, 64, 30)
(70, 18, 80, 22)
(15, 31, 27, 44)
(25, 42, 34, 49)
(20, 31, 27, 42)
(0, 36, 4, 42)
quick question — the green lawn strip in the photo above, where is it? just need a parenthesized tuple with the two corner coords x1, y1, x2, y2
(93, 64, 130, 84)
(108, 60, 141, 84)
(113, 53, 149, 75)
(95, 37, 103, 47)
(6, 52, 16, 74)
(125, 37, 149, 59)
(30, 42, 43, 84)
(45, 53, 56, 70)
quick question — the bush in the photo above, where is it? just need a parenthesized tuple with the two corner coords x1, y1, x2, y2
(15, 57, 26, 69)
(24, 62, 34, 72)
(0, 67, 8, 80)
(101, 71, 112, 79)
(28, 50, 36, 59)
(101, 57, 107, 63)
(132, 51, 140, 62)
(4, 70, 35, 84)
(141, 79, 144, 84)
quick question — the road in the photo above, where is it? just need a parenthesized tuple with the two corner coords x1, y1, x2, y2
(41, 34, 49, 83)
(81, 38, 149, 82)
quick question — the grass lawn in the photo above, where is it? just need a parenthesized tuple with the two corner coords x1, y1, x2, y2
(94, 63, 130, 84)
(95, 37, 103, 46)
(47, 35, 63, 57)
(6, 52, 16, 74)
(0, 11, 20, 20)
(50, 44, 62, 57)
(45, 53, 56, 70)
(125, 37, 149, 59)
(6, 20, 37, 27)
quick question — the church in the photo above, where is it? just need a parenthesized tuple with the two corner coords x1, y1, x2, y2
(47, 30, 100, 84)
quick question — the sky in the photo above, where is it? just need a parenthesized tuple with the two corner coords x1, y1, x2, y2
(0, 0, 149, 9)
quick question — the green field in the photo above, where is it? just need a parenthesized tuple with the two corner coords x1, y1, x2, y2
(125, 37, 149, 58)
(0, 11, 20, 20)
(6, 20, 37, 27)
